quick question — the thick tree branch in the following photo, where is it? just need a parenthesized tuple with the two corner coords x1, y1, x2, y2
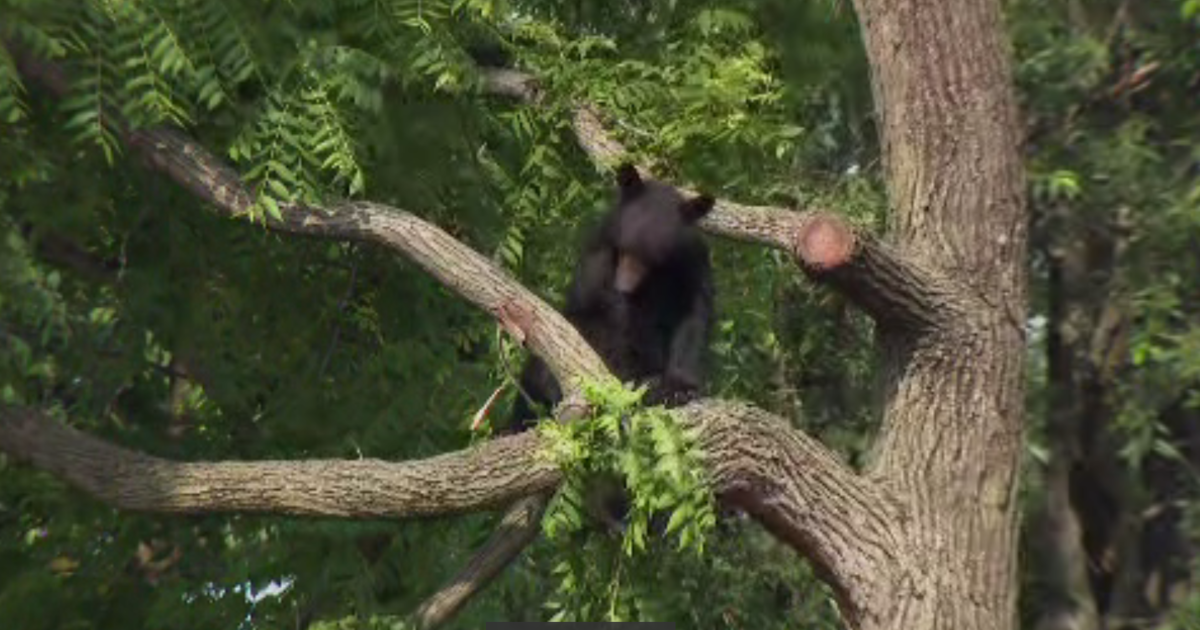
(411, 401, 592, 628)
(6, 44, 608, 627)
(413, 493, 549, 629)
(129, 126, 608, 389)
(9, 41, 608, 392)
(0, 395, 904, 629)
(704, 204, 968, 332)
(0, 404, 560, 517)
(415, 362, 919, 627)
(479, 67, 965, 333)
(4, 45, 914, 628)
(682, 399, 906, 629)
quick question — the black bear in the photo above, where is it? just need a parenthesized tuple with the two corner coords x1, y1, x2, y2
(502, 163, 716, 435)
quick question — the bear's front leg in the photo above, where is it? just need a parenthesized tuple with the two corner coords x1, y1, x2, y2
(642, 374, 700, 408)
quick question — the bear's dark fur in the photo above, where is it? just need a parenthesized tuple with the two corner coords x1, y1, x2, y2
(501, 164, 716, 435)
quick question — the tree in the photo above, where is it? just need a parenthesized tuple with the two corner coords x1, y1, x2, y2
(0, 0, 1028, 628)
(1012, 1, 1200, 627)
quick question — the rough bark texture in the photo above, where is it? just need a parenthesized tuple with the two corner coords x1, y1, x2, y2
(2, 0, 1031, 626)
(686, 401, 901, 623)
(0, 405, 562, 518)
(850, 0, 1029, 628)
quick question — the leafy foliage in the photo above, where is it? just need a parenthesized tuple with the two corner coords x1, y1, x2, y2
(5, 0, 1200, 626)
(530, 377, 711, 622)
(538, 377, 717, 555)
(0, 0, 1031, 628)
(1013, 0, 1200, 625)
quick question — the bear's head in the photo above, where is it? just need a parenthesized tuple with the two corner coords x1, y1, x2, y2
(610, 163, 714, 294)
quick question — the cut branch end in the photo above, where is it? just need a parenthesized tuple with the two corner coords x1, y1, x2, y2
(797, 214, 857, 271)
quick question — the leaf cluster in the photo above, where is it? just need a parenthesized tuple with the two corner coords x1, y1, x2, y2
(532, 376, 717, 622)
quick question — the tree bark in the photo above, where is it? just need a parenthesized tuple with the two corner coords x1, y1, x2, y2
(1, 0, 1031, 625)
(849, 0, 1029, 628)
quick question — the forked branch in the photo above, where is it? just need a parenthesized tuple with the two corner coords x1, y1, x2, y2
(0, 398, 901, 629)
(9, 40, 609, 391)
(684, 400, 902, 628)
(4, 42, 908, 629)
(132, 127, 609, 389)
(481, 66, 966, 333)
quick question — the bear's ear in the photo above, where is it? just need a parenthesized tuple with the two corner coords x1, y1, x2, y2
(615, 163, 644, 196)
(680, 194, 715, 223)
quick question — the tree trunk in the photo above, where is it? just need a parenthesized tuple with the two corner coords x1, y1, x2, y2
(849, 0, 1028, 627)
(1, 0, 1033, 627)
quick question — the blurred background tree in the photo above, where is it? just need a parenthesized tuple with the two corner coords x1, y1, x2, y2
(1014, 1, 1200, 628)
